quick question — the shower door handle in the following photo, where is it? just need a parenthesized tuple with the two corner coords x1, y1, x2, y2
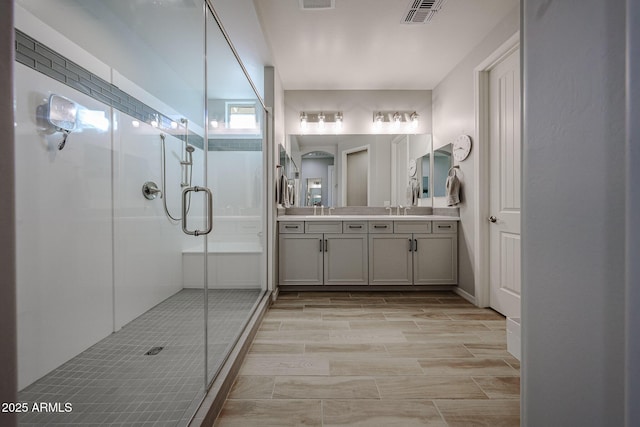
(182, 186, 213, 236)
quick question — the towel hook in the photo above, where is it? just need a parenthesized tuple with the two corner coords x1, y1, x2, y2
(448, 165, 460, 176)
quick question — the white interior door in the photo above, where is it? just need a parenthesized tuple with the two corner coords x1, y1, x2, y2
(489, 48, 521, 318)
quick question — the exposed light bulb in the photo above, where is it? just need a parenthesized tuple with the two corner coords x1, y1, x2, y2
(131, 120, 140, 128)
(335, 113, 343, 131)
(170, 121, 178, 129)
(318, 112, 325, 130)
(300, 112, 308, 130)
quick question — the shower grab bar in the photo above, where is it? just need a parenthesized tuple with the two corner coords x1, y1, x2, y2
(182, 186, 213, 236)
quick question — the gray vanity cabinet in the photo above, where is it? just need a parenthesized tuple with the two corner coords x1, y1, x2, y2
(413, 234, 458, 284)
(368, 233, 413, 285)
(324, 234, 368, 285)
(369, 220, 458, 285)
(279, 219, 458, 287)
(278, 221, 368, 286)
(278, 233, 324, 286)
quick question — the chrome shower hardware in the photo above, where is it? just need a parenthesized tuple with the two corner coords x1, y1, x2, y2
(158, 124, 193, 221)
(142, 181, 162, 200)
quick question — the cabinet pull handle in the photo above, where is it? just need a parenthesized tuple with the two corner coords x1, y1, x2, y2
(374, 225, 388, 229)
(408, 238, 413, 252)
(319, 239, 323, 252)
(285, 225, 298, 229)
(438, 225, 452, 229)
(414, 239, 418, 252)
(349, 225, 363, 229)
(325, 239, 328, 252)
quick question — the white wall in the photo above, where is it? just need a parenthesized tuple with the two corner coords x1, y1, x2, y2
(431, 6, 519, 296)
(207, 151, 263, 217)
(112, 119, 188, 330)
(14, 65, 114, 389)
(522, 0, 626, 425)
(16, 1, 205, 125)
(210, 0, 275, 101)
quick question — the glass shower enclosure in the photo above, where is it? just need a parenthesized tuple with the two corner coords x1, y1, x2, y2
(13, 0, 267, 424)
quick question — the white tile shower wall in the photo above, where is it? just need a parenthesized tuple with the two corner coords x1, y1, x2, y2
(14, 7, 208, 388)
(207, 151, 263, 218)
(14, 65, 114, 390)
(112, 115, 189, 330)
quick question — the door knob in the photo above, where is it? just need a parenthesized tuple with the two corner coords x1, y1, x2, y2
(488, 216, 497, 223)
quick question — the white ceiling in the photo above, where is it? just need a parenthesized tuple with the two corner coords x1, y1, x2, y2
(254, 0, 517, 90)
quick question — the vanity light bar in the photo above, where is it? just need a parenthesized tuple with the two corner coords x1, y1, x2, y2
(372, 111, 419, 124)
(299, 111, 343, 124)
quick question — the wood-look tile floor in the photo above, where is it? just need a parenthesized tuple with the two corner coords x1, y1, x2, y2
(213, 291, 520, 427)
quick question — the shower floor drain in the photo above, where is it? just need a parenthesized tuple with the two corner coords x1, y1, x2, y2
(145, 346, 164, 356)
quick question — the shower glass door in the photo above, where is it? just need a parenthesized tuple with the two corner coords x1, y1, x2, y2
(203, 4, 268, 386)
(14, 0, 208, 425)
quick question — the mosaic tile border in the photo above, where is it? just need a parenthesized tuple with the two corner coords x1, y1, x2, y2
(14, 29, 206, 150)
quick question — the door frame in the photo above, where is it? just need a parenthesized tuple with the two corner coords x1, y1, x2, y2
(341, 145, 370, 206)
(473, 32, 520, 308)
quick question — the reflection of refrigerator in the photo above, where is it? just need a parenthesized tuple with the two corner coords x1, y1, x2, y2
(306, 178, 322, 206)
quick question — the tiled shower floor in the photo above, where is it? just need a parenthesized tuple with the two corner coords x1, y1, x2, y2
(18, 288, 264, 426)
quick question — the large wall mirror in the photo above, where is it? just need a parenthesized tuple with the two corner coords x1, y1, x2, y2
(288, 134, 432, 207)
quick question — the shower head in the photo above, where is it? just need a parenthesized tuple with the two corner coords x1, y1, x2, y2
(186, 145, 195, 153)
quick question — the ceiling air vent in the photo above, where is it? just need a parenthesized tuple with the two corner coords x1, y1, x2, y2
(402, 0, 447, 24)
(299, 0, 335, 10)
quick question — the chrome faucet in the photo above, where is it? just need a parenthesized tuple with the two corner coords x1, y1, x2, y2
(397, 205, 403, 215)
(403, 206, 411, 216)
(320, 205, 325, 216)
(328, 207, 335, 216)
(313, 205, 317, 216)
(385, 206, 393, 216)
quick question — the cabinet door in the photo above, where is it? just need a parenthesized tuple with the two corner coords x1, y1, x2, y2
(279, 234, 324, 286)
(413, 234, 458, 285)
(324, 235, 368, 285)
(369, 234, 413, 285)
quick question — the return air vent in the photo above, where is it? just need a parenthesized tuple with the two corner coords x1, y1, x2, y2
(299, 0, 335, 10)
(402, 0, 447, 24)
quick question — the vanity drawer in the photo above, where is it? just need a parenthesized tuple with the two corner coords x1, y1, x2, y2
(369, 221, 393, 233)
(432, 221, 458, 234)
(305, 221, 342, 234)
(343, 221, 367, 233)
(279, 222, 304, 234)
(394, 221, 431, 234)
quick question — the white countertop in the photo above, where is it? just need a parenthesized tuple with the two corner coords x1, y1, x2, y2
(277, 215, 460, 221)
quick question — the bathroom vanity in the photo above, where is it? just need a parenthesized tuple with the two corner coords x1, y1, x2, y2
(277, 214, 458, 288)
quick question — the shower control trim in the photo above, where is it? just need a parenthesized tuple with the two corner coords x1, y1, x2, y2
(182, 186, 213, 236)
(142, 181, 162, 200)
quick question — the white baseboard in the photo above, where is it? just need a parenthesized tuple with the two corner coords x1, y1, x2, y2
(454, 287, 477, 306)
